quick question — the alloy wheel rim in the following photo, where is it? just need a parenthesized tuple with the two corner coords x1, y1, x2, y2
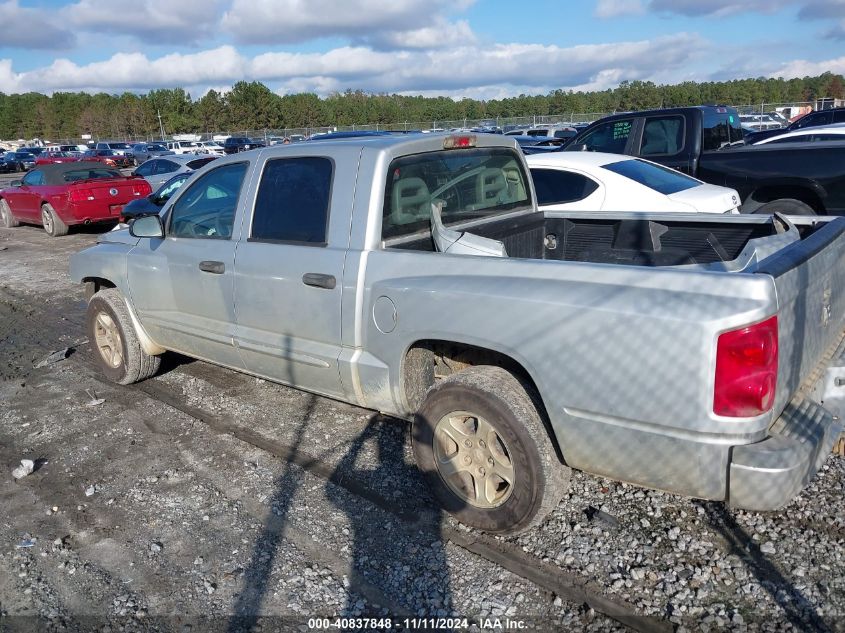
(433, 410, 515, 509)
(93, 312, 123, 368)
(42, 209, 52, 233)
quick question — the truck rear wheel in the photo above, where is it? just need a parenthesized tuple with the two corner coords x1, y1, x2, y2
(753, 198, 816, 216)
(0, 199, 19, 227)
(86, 288, 160, 385)
(413, 366, 569, 534)
(41, 203, 69, 237)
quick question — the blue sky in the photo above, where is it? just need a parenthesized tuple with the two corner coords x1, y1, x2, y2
(0, 0, 842, 98)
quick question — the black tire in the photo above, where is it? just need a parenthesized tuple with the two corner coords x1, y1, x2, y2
(86, 288, 161, 385)
(413, 366, 569, 534)
(41, 203, 69, 237)
(0, 198, 19, 228)
(753, 198, 816, 216)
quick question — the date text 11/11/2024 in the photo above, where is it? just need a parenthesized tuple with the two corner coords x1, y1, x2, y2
(306, 617, 529, 630)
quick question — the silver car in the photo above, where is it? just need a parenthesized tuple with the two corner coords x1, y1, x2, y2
(132, 154, 218, 189)
(132, 143, 174, 164)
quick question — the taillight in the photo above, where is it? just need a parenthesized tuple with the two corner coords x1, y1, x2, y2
(713, 316, 778, 417)
(69, 189, 94, 202)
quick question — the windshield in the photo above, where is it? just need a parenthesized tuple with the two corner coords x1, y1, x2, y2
(108, 143, 131, 150)
(62, 168, 121, 182)
(147, 144, 167, 151)
(382, 148, 531, 239)
(602, 159, 701, 195)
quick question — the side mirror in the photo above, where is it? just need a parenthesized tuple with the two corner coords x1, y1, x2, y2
(129, 214, 164, 238)
(10, 180, 21, 187)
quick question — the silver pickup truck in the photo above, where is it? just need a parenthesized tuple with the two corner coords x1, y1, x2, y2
(70, 134, 845, 534)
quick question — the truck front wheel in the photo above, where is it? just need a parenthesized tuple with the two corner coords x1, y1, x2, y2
(86, 288, 161, 385)
(413, 366, 569, 534)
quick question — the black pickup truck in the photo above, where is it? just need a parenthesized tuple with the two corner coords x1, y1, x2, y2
(564, 106, 845, 215)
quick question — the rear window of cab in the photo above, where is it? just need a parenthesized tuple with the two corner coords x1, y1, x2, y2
(382, 148, 531, 239)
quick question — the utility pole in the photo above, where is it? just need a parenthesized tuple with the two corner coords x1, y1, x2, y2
(157, 110, 166, 140)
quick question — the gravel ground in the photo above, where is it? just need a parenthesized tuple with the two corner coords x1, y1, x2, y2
(0, 223, 843, 632)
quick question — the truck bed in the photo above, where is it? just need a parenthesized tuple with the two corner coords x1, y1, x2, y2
(389, 210, 823, 271)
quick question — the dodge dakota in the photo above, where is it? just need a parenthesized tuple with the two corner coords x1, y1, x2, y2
(70, 134, 845, 534)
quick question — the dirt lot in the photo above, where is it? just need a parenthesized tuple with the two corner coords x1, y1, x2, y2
(0, 221, 843, 633)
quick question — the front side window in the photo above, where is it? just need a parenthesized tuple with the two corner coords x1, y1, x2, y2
(531, 168, 599, 205)
(640, 116, 685, 156)
(602, 159, 700, 195)
(134, 161, 156, 176)
(169, 162, 248, 239)
(382, 148, 531, 239)
(251, 157, 333, 244)
(574, 119, 634, 154)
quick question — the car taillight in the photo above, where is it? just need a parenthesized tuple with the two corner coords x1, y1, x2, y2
(133, 182, 151, 196)
(713, 316, 778, 417)
(69, 189, 94, 202)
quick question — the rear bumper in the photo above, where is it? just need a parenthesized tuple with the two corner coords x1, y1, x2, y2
(728, 397, 842, 510)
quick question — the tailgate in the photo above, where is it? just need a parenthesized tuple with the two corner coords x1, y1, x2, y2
(757, 217, 845, 415)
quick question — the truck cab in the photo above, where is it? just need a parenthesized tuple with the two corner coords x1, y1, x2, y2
(565, 106, 745, 176)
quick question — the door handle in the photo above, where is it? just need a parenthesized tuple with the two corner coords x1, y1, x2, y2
(302, 273, 336, 289)
(199, 260, 225, 274)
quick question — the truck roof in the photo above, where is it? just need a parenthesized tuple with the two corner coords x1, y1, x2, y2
(283, 132, 521, 158)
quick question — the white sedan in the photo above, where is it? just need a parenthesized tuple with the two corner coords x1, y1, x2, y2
(527, 152, 741, 214)
(751, 123, 845, 145)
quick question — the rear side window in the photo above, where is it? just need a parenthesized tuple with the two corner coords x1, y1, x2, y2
(793, 111, 832, 129)
(602, 159, 700, 195)
(187, 157, 216, 170)
(251, 157, 332, 244)
(156, 160, 178, 174)
(530, 168, 599, 205)
(640, 116, 685, 156)
(835, 110, 845, 123)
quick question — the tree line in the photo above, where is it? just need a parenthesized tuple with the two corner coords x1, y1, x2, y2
(0, 72, 842, 141)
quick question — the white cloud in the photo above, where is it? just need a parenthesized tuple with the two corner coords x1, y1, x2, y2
(595, 0, 645, 18)
(64, 0, 221, 44)
(770, 55, 845, 78)
(221, 0, 473, 46)
(0, 0, 75, 49)
(0, 33, 706, 99)
(367, 19, 477, 50)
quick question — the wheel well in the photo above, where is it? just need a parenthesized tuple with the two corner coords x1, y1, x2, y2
(403, 340, 565, 463)
(743, 186, 825, 213)
(82, 276, 116, 300)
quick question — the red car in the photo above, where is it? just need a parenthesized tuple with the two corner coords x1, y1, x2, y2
(81, 149, 133, 169)
(0, 161, 152, 236)
(35, 152, 81, 165)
